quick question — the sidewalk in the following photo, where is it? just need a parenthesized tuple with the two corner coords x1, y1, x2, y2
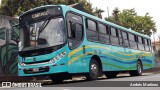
(143, 68, 160, 74)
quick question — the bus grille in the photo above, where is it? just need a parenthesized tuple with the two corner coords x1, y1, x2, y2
(24, 59, 50, 65)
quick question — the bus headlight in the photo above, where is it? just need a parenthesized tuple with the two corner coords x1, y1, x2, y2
(50, 52, 66, 63)
(19, 62, 26, 66)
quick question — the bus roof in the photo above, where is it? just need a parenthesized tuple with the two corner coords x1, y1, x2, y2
(20, 4, 151, 39)
(63, 5, 150, 39)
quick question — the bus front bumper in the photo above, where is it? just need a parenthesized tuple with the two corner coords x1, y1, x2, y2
(18, 63, 68, 76)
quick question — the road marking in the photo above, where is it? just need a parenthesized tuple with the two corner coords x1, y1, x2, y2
(62, 89, 70, 90)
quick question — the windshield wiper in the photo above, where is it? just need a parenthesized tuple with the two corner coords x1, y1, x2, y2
(34, 17, 51, 49)
(37, 19, 51, 40)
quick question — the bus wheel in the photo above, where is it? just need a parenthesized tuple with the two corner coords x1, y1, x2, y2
(129, 61, 142, 76)
(105, 72, 117, 79)
(86, 59, 100, 80)
(50, 74, 64, 84)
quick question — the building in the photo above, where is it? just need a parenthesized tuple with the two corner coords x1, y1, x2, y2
(0, 15, 32, 82)
(0, 15, 18, 28)
(152, 40, 160, 51)
(152, 40, 160, 68)
(0, 15, 19, 81)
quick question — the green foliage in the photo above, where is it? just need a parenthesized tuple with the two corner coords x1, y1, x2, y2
(0, 0, 99, 16)
(94, 7, 104, 19)
(0, 0, 60, 16)
(105, 8, 157, 36)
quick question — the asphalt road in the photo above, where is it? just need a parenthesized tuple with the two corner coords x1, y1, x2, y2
(1, 72, 160, 90)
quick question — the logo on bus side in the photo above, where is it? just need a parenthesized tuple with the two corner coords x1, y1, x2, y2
(33, 57, 36, 61)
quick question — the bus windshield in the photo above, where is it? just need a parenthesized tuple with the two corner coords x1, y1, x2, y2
(19, 18, 66, 51)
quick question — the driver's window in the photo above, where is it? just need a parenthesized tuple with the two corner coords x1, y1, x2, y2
(68, 21, 83, 40)
(74, 23, 83, 41)
(67, 21, 74, 38)
(66, 12, 83, 49)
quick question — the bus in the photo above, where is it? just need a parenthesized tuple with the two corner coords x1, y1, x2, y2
(18, 5, 155, 83)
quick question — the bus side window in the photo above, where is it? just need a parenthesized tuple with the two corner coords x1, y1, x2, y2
(98, 23, 110, 44)
(147, 39, 152, 51)
(137, 36, 144, 51)
(118, 29, 123, 46)
(110, 27, 119, 46)
(129, 33, 137, 49)
(144, 38, 150, 51)
(86, 19, 98, 42)
(122, 31, 129, 47)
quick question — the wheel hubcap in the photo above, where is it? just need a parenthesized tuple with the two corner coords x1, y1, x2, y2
(90, 64, 98, 76)
(138, 63, 142, 74)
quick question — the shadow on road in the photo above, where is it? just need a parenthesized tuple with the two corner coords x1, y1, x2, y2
(42, 73, 152, 86)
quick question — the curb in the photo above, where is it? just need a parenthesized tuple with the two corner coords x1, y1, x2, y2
(143, 68, 160, 73)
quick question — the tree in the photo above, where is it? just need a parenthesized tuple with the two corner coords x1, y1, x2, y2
(0, 0, 53, 16)
(94, 7, 104, 19)
(105, 8, 157, 36)
(0, 0, 95, 16)
(112, 7, 120, 21)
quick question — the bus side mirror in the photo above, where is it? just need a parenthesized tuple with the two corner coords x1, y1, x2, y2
(71, 22, 76, 38)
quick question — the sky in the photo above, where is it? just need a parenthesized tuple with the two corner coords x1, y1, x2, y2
(89, 0, 160, 41)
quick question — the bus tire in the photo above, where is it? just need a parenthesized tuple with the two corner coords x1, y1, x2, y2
(86, 58, 100, 80)
(50, 74, 64, 84)
(129, 61, 142, 76)
(105, 72, 117, 79)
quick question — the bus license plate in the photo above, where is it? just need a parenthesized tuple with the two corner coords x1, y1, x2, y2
(32, 68, 39, 72)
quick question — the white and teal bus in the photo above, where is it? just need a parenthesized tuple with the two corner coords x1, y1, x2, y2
(18, 5, 154, 83)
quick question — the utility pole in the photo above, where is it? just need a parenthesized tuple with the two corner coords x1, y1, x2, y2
(107, 6, 109, 18)
(0, 0, 1, 5)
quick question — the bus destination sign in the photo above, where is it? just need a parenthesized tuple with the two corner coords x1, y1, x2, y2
(32, 11, 49, 19)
